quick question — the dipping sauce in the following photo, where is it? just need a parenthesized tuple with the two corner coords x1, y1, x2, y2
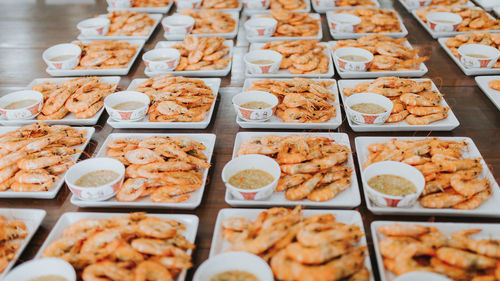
(339, 55, 368, 62)
(112, 101, 146, 111)
(150, 57, 173, 61)
(228, 169, 274, 189)
(4, 99, 38, 110)
(75, 169, 120, 187)
(250, 59, 274, 65)
(30, 276, 68, 281)
(240, 101, 272, 109)
(210, 270, 259, 281)
(49, 55, 76, 61)
(432, 19, 456, 24)
(368, 174, 417, 196)
(350, 103, 386, 114)
(465, 53, 489, 58)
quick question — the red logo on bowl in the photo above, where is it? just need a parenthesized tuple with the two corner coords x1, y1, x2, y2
(453, 23, 459, 30)
(145, 61, 150, 68)
(315, 0, 320, 5)
(334, 0, 340, 5)
(257, 28, 266, 36)
(338, 59, 347, 69)
(166, 59, 177, 69)
(111, 177, 123, 192)
(419, 0, 426, 5)
(479, 59, 491, 68)
(353, 24, 359, 32)
(362, 115, 377, 124)
(26, 104, 39, 115)
(118, 111, 133, 120)
(186, 25, 193, 33)
(70, 187, 83, 198)
(261, 0, 267, 6)
(429, 22, 436, 31)
(239, 108, 253, 119)
(260, 65, 272, 73)
(164, 26, 170, 33)
(0, 110, 6, 116)
(97, 27, 104, 35)
(53, 63, 63, 69)
(243, 2, 248, 8)
(331, 22, 336, 29)
(365, 61, 372, 69)
(384, 198, 402, 207)
(241, 191, 258, 200)
(192, 2, 197, 7)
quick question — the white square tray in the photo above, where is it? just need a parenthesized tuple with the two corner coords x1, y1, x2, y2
(77, 14, 162, 41)
(163, 12, 239, 40)
(244, 0, 311, 14)
(312, 0, 379, 13)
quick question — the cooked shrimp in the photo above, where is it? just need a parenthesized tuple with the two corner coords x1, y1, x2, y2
(116, 178, 147, 202)
(125, 148, 162, 165)
(286, 241, 353, 264)
(437, 247, 496, 269)
(378, 224, 430, 237)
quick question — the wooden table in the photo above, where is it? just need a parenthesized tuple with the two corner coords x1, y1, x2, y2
(0, 0, 499, 280)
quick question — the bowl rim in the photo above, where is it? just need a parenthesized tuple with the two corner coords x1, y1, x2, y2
(334, 47, 374, 64)
(245, 17, 278, 27)
(104, 90, 151, 112)
(232, 91, 279, 111)
(162, 14, 195, 27)
(457, 43, 500, 59)
(65, 157, 125, 190)
(3, 257, 76, 281)
(0, 90, 43, 112)
(42, 43, 82, 62)
(77, 17, 111, 29)
(222, 154, 281, 193)
(142, 48, 181, 62)
(427, 11, 463, 23)
(344, 92, 393, 116)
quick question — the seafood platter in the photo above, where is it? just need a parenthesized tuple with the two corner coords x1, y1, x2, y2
(106, 0, 174, 13)
(244, 0, 311, 14)
(311, 0, 380, 13)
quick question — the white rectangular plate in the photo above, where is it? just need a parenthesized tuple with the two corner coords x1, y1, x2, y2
(209, 208, 374, 281)
(371, 220, 500, 281)
(237, 78, 342, 129)
(398, 0, 474, 11)
(0, 77, 120, 126)
(46, 39, 145, 76)
(35, 212, 197, 281)
(355, 136, 500, 217)
(0, 126, 94, 199)
(494, 5, 500, 16)
(145, 40, 233, 77)
(246, 42, 335, 77)
(0, 208, 46, 279)
(327, 10, 408, 39)
(71, 133, 215, 209)
(107, 78, 220, 129)
(312, 0, 379, 13)
(473, 0, 500, 11)
(475, 75, 500, 111)
(245, 0, 311, 14)
(412, 8, 500, 38)
(77, 14, 162, 40)
(227, 132, 360, 208)
(330, 41, 428, 78)
(163, 12, 239, 40)
(244, 13, 322, 43)
(337, 79, 460, 131)
(107, 1, 174, 13)
(438, 37, 500, 76)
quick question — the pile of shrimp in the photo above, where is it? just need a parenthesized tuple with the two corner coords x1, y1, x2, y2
(131, 0, 171, 7)
(489, 80, 500, 90)
(199, 0, 239, 9)
(270, 0, 307, 10)
(333, 35, 429, 71)
(416, 7, 500, 31)
(180, 9, 236, 34)
(42, 212, 194, 281)
(237, 135, 352, 202)
(364, 138, 492, 209)
(222, 207, 370, 280)
(332, 9, 402, 33)
(0, 215, 28, 273)
(171, 36, 231, 71)
(445, 32, 500, 68)
(333, 0, 377, 7)
(105, 11, 155, 37)
(261, 40, 329, 74)
(33, 77, 115, 120)
(343, 77, 449, 125)
(133, 74, 215, 122)
(0, 123, 86, 192)
(246, 78, 337, 123)
(378, 223, 500, 280)
(105, 136, 210, 203)
(75, 40, 138, 69)
(266, 9, 320, 37)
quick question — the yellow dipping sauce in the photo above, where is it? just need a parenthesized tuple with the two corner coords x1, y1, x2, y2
(465, 53, 489, 58)
(5, 99, 38, 109)
(75, 169, 120, 187)
(49, 55, 75, 61)
(350, 102, 386, 114)
(228, 169, 274, 189)
(240, 101, 271, 110)
(339, 55, 368, 62)
(368, 174, 417, 196)
(112, 101, 145, 111)
(250, 59, 274, 65)
(30, 276, 68, 281)
(210, 270, 259, 281)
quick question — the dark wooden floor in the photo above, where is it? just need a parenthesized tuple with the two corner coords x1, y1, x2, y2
(0, 0, 499, 280)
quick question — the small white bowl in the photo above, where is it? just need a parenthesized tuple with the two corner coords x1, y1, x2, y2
(222, 154, 281, 200)
(404, 0, 431, 7)
(42, 43, 82, 70)
(243, 0, 271, 9)
(162, 15, 195, 35)
(314, 0, 336, 8)
(394, 272, 453, 281)
(175, 0, 202, 10)
(328, 13, 362, 33)
(363, 161, 425, 208)
(65, 157, 125, 201)
(344, 93, 393, 124)
(458, 43, 500, 69)
(245, 17, 278, 37)
(143, 48, 181, 72)
(106, 0, 132, 8)
(193, 252, 274, 281)
(0, 90, 43, 120)
(427, 12, 462, 32)
(3, 258, 76, 281)
(244, 50, 282, 74)
(334, 47, 374, 72)
(104, 91, 150, 121)
(77, 17, 110, 37)
(232, 91, 278, 121)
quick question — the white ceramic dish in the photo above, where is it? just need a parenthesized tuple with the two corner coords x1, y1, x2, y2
(0, 126, 94, 199)
(145, 41, 233, 77)
(244, 50, 283, 74)
(244, 13, 322, 43)
(104, 90, 150, 122)
(312, 0, 379, 13)
(0, 208, 46, 279)
(0, 90, 43, 120)
(70, 133, 215, 209)
(35, 212, 198, 281)
(163, 12, 239, 40)
(209, 208, 375, 281)
(338, 79, 459, 131)
(473, 0, 500, 11)
(344, 92, 393, 124)
(77, 13, 162, 40)
(194, 252, 273, 281)
(188, 0, 243, 12)
(438, 37, 500, 76)
(412, 8, 500, 38)
(238, 78, 342, 129)
(245, 0, 311, 14)
(4, 258, 76, 281)
(0, 77, 120, 126)
(327, 10, 408, 39)
(246, 42, 335, 77)
(107, 1, 174, 13)
(330, 41, 428, 78)
(355, 136, 500, 217)
(397, 0, 474, 11)
(494, 5, 500, 16)
(232, 91, 279, 121)
(106, 78, 220, 129)
(371, 220, 500, 281)
(475, 75, 500, 111)
(457, 43, 500, 69)
(46, 39, 145, 76)
(227, 132, 360, 208)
